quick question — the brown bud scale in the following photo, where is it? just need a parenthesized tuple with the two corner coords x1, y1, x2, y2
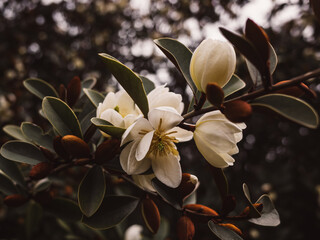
(177, 216, 195, 240)
(29, 162, 53, 180)
(4, 194, 29, 207)
(223, 100, 252, 123)
(61, 135, 91, 158)
(141, 198, 161, 234)
(184, 204, 219, 216)
(219, 223, 243, 236)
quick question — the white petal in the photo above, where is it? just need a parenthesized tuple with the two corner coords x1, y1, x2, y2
(100, 109, 124, 128)
(120, 141, 151, 175)
(148, 107, 183, 131)
(148, 90, 183, 113)
(136, 130, 154, 161)
(121, 118, 153, 146)
(117, 90, 141, 116)
(170, 127, 193, 142)
(132, 174, 156, 192)
(152, 153, 182, 188)
(123, 114, 138, 129)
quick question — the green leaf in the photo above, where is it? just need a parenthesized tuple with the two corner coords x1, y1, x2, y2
(83, 88, 105, 108)
(208, 221, 243, 240)
(1, 140, 47, 165)
(82, 77, 97, 90)
(23, 78, 59, 99)
(42, 97, 83, 138)
(249, 194, 280, 226)
(33, 178, 52, 193)
(45, 198, 82, 222)
(242, 183, 261, 218)
(223, 75, 246, 98)
(0, 172, 18, 195)
(78, 166, 106, 217)
(3, 125, 29, 141)
(99, 53, 149, 117)
(151, 178, 182, 209)
(82, 195, 139, 230)
(140, 75, 155, 94)
(0, 155, 26, 187)
(91, 118, 125, 138)
(154, 38, 196, 95)
(25, 201, 43, 240)
(21, 122, 54, 152)
(251, 94, 319, 129)
(80, 110, 96, 134)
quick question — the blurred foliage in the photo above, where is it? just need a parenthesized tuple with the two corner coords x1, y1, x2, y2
(0, 0, 320, 239)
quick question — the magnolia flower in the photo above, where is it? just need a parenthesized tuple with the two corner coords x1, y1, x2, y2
(124, 224, 143, 240)
(190, 39, 236, 93)
(120, 107, 193, 188)
(193, 111, 245, 168)
(96, 90, 141, 129)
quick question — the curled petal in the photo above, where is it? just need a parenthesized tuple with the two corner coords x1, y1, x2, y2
(121, 118, 153, 146)
(148, 107, 183, 132)
(170, 127, 193, 142)
(100, 109, 124, 128)
(136, 130, 154, 161)
(97, 92, 116, 117)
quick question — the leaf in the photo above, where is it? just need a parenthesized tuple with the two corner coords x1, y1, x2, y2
(251, 94, 319, 129)
(21, 122, 54, 152)
(67, 76, 81, 107)
(80, 110, 96, 134)
(0, 172, 18, 195)
(222, 75, 246, 98)
(91, 118, 125, 138)
(78, 166, 106, 217)
(83, 88, 105, 108)
(3, 125, 29, 141)
(140, 75, 155, 94)
(154, 38, 196, 95)
(0, 155, 26, 187)
(1, 140, 47, 165)
(99, 53, 149, 117)
(25, 201, 43, 240)
(45, 198, 82, 222)
(23, 78, 59, 99)
(208, 221, 243, 240)
(33, 178, 52, 193)
(242, 183, 261, 218)
(151, 178, 182, 209)
(82, 77, 97, 90)
(210, 166, 229, 199)
(249, 194, 280, 226)
(82, 195, 139, 230)
(42, 97, 83, 138)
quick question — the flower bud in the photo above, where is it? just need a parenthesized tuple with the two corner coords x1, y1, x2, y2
(4, 194, 29, 207)
(29, 162, 53, 180)
(184, 204, 219, 216)
(223, 100, 252, 123)
(61, 135, 91, 158)
(219, 223, 243, 236)
(94, 139, 121, 164)
(274, 80, 316, 98)
(190, 39, 236, 93)
(141, 198, 161, 234)
(177, 216, 195, 240)
(206, 83, 225, 107)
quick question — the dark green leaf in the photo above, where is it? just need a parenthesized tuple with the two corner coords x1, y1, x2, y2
(251, 94, 319, 129)
(223, 75, 246, 98)
(82, 77, 97, 90)
(140, 75, 155, 94)
(151, 178, 182, 209)
(42, 97, 83, 138)
(45, 198, 82, 222)
(154, 38, 196, 95)
(249, 194, 280, 226)
(1, 140, 47, 165)
(78, 166, 106, 217)
(21, 122, 54, 152)
(0, 172, 18, 195)
(99, 53, 149, 117)
(83, 88, 105, 108)
(3, 125, 29, 141)
(91, 118, 125, 138)
(208, 221, 243, 240)
(242, 183, 261, 218)
(80, 110, 96, 134)
(25, 201, 43, 240)
(82, 195, 139, 230)
(0, 155, 26, 187)
(23, 78, 59, 99)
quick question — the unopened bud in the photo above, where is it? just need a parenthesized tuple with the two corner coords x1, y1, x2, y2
(177, 173, 199, 202)
(53, 136, 70, 160)
(4, 194, 29, 207)
(219, 223, 243, 236)
(61, 135, 91, 158)
(94, 139, 121, 164)
(33, 190, 53, 206)
(223, 100, 252, 123)
(275, 80, 315, 98)
(67, 76, 81, 107)
(177, 216, 195, 240)
(184, 204, 219, 216)
(141, 198, 161, 234)
(29, 162, 53, 180)
(206, 83, 225, 107)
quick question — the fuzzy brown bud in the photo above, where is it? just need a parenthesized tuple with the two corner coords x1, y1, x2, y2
(274, 80, 315, 98)
(177, 216, 195, 240)
(141, 198, 161, 234)
(67, 76, 81, 107)
(219, 223, 243, 236)
(61, 135, 91, 158)
(53, 136, 70, 160)
(206, 83, 225, 107)
(177, 173, 199, 202)
(29, 162, 53, 180)
(223, 100, 252, 123)
(94, 139, 121, 164)
(4, 194, 29, 207)
(184, 204, 219, 216)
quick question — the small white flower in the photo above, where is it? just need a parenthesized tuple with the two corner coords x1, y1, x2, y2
(120, 107, 193, 188)
(124, 224, 143, 240)
(190, 39, 236, 93)
(96, 90, 141, 129)
(194, 111, 245, 168)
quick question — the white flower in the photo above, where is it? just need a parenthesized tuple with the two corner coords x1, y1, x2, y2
(124, 224, 143, 240)
(193, 111, 245, 168)
(120, 107, 193, 188)
(132, 174, 156, 192)
(190, 39, 236, 93)
(96, 90, 141, 129)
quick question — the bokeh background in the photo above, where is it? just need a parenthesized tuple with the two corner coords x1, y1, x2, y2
(0, 0, 320, 239)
